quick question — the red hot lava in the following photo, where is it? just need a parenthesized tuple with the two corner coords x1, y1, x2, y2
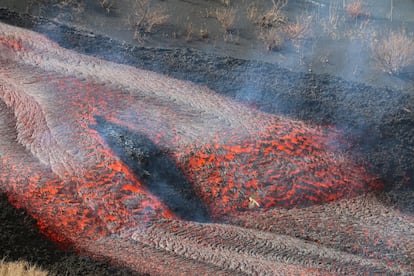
(1, 23, 409, 275)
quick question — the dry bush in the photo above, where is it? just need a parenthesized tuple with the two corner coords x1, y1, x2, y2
(345, 0, 368, 19)
(223, 31, 240, 43)
(27, 0, 84, 15)
(199, 25, 209, 40)
(97, 0, 116, 13)
(248, 0, 288, 50)
(344, 19, 372, 41)
(256, 0, 288, 28)
(371, 29, 414, 75)
(184, 19, 194, 42)
(128, 0, 169, 42)
(247, 0, 287, 28)
(219, 0, 231, 7)
(258, 28, 285, 51)
(321, 1, 344, 40)
(215, 7, 237, 32)
(284, 13, 313, 40)
(0, 259, 49, 276)
(246, 3, 259, 23)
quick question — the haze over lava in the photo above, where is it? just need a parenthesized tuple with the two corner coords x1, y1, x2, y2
(0, 22, 412, 275)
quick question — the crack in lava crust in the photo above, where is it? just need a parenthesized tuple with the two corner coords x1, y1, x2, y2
(0, 22, 413, 275)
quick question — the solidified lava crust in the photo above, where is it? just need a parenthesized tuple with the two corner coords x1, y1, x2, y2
(0, 22, 412, 275)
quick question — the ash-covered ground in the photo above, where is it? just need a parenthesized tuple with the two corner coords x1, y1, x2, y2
(0, 1, 413, 274)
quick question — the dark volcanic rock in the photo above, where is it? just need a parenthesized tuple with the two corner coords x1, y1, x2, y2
(0, 7, 412, 275)
(0, 194, 139, 275)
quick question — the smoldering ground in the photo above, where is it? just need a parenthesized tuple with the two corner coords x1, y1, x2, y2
(0, 1, 413, 274)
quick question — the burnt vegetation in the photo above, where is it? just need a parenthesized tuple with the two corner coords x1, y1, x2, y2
(25, 0, 414, 77)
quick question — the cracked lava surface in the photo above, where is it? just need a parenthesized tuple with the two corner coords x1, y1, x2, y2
(0, 22, 413, 275)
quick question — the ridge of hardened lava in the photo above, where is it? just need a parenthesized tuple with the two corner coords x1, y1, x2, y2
(2, 22, 407, 276)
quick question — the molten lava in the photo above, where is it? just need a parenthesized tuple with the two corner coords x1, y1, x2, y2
(0, 22, 412, 275)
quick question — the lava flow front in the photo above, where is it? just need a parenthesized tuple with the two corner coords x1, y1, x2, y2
(1, 22, 412, 275)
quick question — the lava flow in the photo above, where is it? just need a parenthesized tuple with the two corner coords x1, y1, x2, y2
(1, 22, 412, 275)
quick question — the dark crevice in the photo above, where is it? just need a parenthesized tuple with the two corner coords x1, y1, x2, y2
(90, 115, 211, 222)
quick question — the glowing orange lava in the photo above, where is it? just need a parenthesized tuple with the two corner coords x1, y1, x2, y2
(3, 23, 409, 276)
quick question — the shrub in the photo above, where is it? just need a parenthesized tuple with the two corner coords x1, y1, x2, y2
(345, 0, 368, 19)
(246, 3, 259, 23)
(371, 29, 414, 75)
(27, 0, 84, 15)
(0, 259, 49, 276)
(184, 19, 194, 42)
(249, 0, 288, 50)
(321, 1, 344, 40)
(284, 13, 313, 41)
(97, 0, 116, 13)
(219, 0, 231, 7)
(258, 28, 285, 51)
(215, 7, 237, 32)
(128, 0, 169, 42)
(254, 0, 288, 28)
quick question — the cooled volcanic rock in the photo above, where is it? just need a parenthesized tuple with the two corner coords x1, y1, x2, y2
(0, 22, 413, 274)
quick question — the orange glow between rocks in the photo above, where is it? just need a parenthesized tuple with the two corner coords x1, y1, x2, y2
(0, 32, 390, 274)
(175, 124, 382, 219)
(0, 35, 23, 50)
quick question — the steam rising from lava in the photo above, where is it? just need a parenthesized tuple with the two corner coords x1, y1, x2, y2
(0, 22, 412, 275)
